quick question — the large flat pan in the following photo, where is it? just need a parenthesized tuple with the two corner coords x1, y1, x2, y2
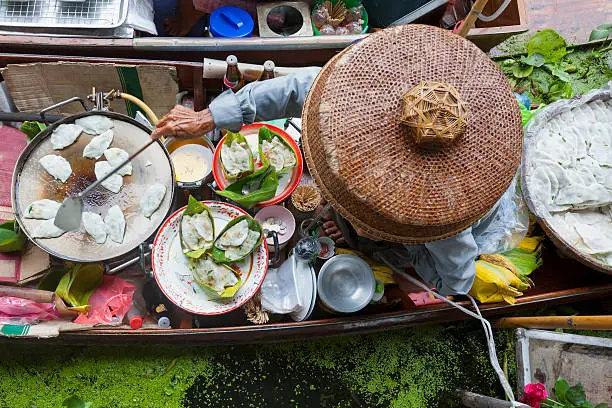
(12, 111, 174, 263)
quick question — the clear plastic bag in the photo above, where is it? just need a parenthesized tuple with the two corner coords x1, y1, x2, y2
(475, 173, 529, 255)
(260, 255, 300, 314)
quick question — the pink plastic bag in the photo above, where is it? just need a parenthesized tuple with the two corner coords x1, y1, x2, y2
(74, 276, 135, 325)
(0, 296, 59, 325)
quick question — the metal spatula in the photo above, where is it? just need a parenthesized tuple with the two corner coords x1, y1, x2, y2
(54, 139, 157, 231)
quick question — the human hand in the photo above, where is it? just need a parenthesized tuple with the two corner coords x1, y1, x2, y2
(151, 106, 215, 139)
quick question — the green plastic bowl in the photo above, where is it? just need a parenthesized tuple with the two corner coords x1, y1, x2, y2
(312, 0, 369, 36)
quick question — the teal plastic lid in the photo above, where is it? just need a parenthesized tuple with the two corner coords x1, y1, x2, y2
(210, 6, 254, 38)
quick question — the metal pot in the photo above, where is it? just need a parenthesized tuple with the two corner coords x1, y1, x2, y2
(11, 97, 175, 263)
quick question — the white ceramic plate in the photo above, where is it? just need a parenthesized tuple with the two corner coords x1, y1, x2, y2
(152, 201, 268, 315)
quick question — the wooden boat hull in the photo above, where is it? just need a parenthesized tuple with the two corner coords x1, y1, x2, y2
(0, 52, 610, 345)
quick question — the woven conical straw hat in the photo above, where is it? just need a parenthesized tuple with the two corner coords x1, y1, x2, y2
(302, 25, 522, 244)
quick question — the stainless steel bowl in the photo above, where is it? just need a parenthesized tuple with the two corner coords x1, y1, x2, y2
(317, 254, 375, 314)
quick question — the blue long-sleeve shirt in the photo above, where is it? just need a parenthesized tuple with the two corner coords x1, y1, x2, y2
(209, 69, 520, 296)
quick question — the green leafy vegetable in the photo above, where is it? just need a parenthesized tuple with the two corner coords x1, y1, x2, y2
(513, 64, 533, 78)
(19, 121, 46, 143)
(527, 29, 568, 62)
(221, 131, 254, 180)
(520, 53, 546, 67)
(180, 196, 215, 258)
(216, 164, 279, 209)
(548, 80, 573, 101)
(211, 215, 263, 264)
(589, 24, 612, 42)
(0, 220, 26, 253)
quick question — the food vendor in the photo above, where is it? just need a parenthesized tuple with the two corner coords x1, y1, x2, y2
(152, 25, 523, 297)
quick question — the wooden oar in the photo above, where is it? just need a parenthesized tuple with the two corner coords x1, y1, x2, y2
(494, 316, 612, 330)
(457, 0, 491, 37)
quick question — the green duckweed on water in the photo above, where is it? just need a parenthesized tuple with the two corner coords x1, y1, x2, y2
(0, 324, 516, 408)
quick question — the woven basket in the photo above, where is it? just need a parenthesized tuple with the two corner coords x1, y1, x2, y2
(302, 25, 522, 243)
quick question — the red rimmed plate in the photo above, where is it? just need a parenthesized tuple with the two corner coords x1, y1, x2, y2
(212, 123, 304, 207)
(152, 201, 268, 315)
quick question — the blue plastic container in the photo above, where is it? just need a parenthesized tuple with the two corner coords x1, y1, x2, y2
(209, 6, 254, 38)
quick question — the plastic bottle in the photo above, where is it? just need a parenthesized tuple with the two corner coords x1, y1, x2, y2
(142, 277, 172, 329)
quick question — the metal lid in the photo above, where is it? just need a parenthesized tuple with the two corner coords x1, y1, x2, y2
(210, 6, 254, 38)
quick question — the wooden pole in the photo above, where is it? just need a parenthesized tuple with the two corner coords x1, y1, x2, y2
(494, 316, 612, 330)
(458, 390, 531, 408)
(457, 0, 491, 37)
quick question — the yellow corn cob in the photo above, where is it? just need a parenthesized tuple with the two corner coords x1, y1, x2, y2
(479, 254, 533, 289)
(479, 260, 528, 291)
(517, 236, 544, 252)
(479, 254, 519, 276)
(470, 261, 523, 305)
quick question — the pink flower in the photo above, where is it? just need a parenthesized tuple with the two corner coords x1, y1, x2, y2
(519, 383, 549, 408)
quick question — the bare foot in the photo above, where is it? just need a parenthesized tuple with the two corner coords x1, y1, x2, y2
(320, 215, 346, 245)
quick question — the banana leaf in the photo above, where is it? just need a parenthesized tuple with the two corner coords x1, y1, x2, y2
(0, 220, 26, 253)
(180, 195, 215, 259)
(190, 257, 242, 299)
(211, 215, 263, 263)
(258, 126, 297, 175)
(216, 164, 278, 209)
(56, 264, 104, 312)
(221, 131, 254, 180)
(19, 121, 46, 143)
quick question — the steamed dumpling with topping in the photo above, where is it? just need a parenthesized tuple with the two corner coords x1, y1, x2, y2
(25, 199, 61, 220)
(140, 183, 166, 218)
(39, 155, 72, 183)
(215, 219, 248, 250)
(221, 140, 252, 178)
(94, 161, 123, 193)
(76, 115, 114, 135)
(261, 137, 296, 172)
(191, 257, 239, 295)
(82, 212, 107, 244)
(181, 212, 214, 252)
(51, 124, 83, 150)
(225, 229, 260, 261)
(104, 205, 126, 244)
(83, 129, 114, 159)
(32, 218, 65, 239)
(103, 147, 132, 176)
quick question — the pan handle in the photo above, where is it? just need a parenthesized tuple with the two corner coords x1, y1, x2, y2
(40, 97, 89, 122)
(268, 230, 281, 266)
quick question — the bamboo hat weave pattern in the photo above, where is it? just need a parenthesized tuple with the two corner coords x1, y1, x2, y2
(301, 24, 523, 243)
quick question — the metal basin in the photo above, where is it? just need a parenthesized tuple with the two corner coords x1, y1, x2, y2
(317, 254, 375, 314)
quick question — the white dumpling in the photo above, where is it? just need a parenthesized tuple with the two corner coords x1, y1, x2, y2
(25, 199, 61, 220)
(216, 219, 249, 249)
(39, 155, 72, 183)
(261, 140, 284, 171)
(191, 257, 238, 293)
(83, 129, 114, 159)
(76, 115, 114, 135)
(272, 137, 296, 167)
(104, 205, 126, 244)
(225, 229, 260, 260)
(51, 124, 83, 150)
(140, 183, 166, 218)
(94, 161, 123, 194)
(32, 218, 65, 239)
(181, 212, 214, 252)
(82, 212, 107, 244)
(103, 147, 132, 176)
(221, 140, 251, 177)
